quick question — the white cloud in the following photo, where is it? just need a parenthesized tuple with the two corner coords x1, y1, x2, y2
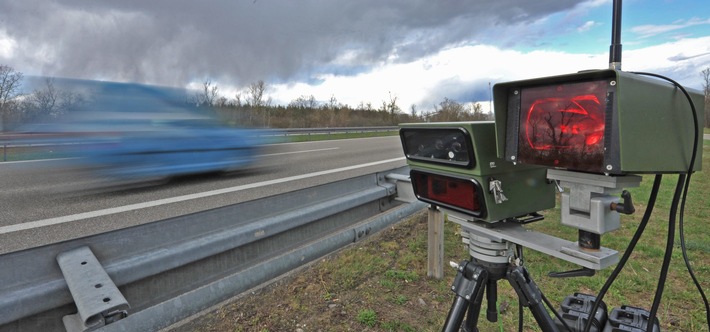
(0, 30, 17, 59)
(631, 17, 710, 38)
(268, 44, 608, 111)
(620, 36, 710, 89)
(577, 21, 598, 32)
(262, 36, 710, 112)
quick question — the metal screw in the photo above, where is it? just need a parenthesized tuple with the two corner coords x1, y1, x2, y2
(451, 286, 456, 291)
(510, 156, 516, 161)
(606, 165, 613, 171)
(610, 81, 617, 86)
(513, 90, 519, 95)
(465, 295, 471, 300)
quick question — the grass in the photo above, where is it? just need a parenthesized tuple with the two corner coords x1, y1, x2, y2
(283, 130, 398, 143)
(0, 144, 74, 162)
(356, 309, 378, 327)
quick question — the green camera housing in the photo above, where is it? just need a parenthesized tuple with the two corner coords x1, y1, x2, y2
(493, 69, 704, 174)
(399, 121, 556, 222)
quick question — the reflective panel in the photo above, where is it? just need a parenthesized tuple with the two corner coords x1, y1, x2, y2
(410, 170, 484, 217)
(518, 79, 609, 172)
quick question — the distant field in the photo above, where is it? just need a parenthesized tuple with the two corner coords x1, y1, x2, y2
(283, 130, 398, 143)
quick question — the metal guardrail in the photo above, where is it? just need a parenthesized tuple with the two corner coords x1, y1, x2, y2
(0, 166, 423, 332)
(277, 126, 399, 136)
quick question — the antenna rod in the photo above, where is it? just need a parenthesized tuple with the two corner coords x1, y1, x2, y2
(609, 0, 623, 70)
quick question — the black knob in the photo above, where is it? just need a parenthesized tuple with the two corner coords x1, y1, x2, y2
(611, 190, 635, 215)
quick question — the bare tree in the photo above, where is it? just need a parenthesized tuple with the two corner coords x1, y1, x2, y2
(193, 80, 220, 107)
(233, 92, 243, 107)
(248, 80, 266, 107)
(0, 65, 24, 131)
(57, 89, 87, 115)
(31, 78, 59, 117)
(377, 92, 401, 125)
(427, 98, 491, 122)
(469, 102, 491, 121)
(430, 97, 466, 122)
(289, 94, 317, 109)
(356, 101, 374, 112)
(386, 92, 400, 125)
(20, 78, 86, 123)
(288, 95, 318, 127)
(248, 80, 268, 126)
(326, 94, 340, 126)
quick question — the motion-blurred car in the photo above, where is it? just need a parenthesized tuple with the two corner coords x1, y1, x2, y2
(15, 78, 272, 185)
(79, 112, 267, 183)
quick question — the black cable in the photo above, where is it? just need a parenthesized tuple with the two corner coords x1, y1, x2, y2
(517, 243, 573, 332)
(679, 171, 710, 327)
(541, 291, 572, 332)
(582, 174, 663, 332)
(518, 299, 523, 332)
(630, 71, 709, 329)
(647, 174, 685, 332)
(518, 245, 524, 332)
(513, 246, 574, 331)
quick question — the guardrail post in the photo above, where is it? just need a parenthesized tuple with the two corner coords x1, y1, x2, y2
(57, 246, 129, 332)
(427, 205, 444, 279)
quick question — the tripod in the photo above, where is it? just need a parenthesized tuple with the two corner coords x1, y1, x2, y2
(442, 227, 560, 332)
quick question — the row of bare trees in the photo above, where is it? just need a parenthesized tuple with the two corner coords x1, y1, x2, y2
(191, 79, 491, 128)
(0, 65, 24, 131)
(0, 65, 89, 131)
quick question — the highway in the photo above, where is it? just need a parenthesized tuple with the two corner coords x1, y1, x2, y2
(0, 136, 406, 254)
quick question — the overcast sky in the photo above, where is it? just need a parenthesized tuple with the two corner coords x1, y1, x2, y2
(1, 0, 709, 112)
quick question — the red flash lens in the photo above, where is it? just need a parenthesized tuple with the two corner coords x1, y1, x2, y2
(518, 80, 609, 172)
(410, 170, 484, 217)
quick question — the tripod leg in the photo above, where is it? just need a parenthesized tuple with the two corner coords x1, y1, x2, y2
(485, 280, 498, 322)
(442, 261, 488, 332)
(462, 278, 487, 332)
(507, 265, 560, 332)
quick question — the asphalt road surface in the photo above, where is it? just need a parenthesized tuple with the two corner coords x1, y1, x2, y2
(0, 136, 406, 254)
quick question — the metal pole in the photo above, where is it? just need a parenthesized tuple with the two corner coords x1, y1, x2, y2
(427, 205, 445, 279)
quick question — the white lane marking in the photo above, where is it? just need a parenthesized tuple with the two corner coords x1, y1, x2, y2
(0, 157, 406, 234)
(259, 147, 339, 157)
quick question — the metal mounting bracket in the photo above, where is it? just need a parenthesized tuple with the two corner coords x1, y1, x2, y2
(56, 246, 129, 332)
(447, 212, 619, 270)
(547, 169, 641, 235)
(384, 172, 416, 203)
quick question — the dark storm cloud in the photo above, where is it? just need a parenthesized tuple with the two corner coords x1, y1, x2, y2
(421, 77, 491, 109)
(0, 0, 580, 88)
